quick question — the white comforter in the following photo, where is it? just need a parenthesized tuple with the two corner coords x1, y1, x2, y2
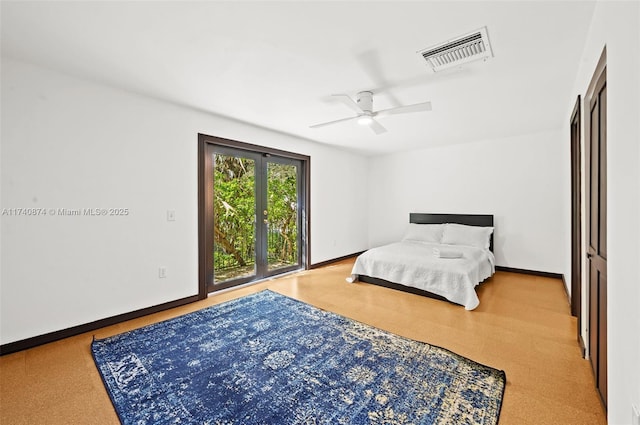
(348, 241, 495, 310)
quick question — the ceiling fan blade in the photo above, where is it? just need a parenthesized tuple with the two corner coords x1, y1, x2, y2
(368, 118, 387, 135)
(376, 101, 432, 118)
(309, 115, 359, 129)
(331, 94, 363, 114)
(355, 49, 403, 106)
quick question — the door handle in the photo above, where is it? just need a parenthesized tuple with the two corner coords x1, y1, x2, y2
(587, 253, 593, 259)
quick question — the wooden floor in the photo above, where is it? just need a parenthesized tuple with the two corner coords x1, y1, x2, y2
(0, 259, 606, 424)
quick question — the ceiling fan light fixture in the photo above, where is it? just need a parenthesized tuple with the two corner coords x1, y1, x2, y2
(357, 116, 373, 126)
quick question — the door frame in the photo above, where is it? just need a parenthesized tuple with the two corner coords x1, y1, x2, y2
(569, 95, 582, 347)
(197, 133, 310, 299)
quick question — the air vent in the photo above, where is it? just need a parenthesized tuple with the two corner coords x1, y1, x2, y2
(418, 27, 493, 72)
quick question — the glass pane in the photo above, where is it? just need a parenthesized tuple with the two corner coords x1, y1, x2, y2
(267, 162, 298, 271)
(213, 153, 256, 284)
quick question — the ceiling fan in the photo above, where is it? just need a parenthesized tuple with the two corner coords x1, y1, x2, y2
(310, 91, 432, 135)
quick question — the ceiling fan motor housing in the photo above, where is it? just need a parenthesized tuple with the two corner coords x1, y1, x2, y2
(356, 91, 374, 113)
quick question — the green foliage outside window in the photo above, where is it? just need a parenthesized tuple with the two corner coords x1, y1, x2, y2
(267, 163, 298, 267)
(213, 154, 298, 281)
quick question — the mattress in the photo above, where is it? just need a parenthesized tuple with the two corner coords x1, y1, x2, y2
(348, 241, 495, 310)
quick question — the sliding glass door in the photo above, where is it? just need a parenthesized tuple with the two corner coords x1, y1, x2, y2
(265, 159, 300, 273)
(212, 149, 258, 285)
(200, 138, 307, 293)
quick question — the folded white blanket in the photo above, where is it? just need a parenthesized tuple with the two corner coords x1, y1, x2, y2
(433, 247, 463, 258)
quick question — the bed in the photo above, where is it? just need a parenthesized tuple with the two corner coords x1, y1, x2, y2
(348, 213, 495, 310)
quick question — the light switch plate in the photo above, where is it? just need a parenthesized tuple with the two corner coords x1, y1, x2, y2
(167, 210, 176, 221)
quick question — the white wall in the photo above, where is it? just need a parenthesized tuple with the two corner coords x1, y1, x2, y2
(367, 129, 569, 274)
(564, 1, 640, 424)
(0, 58, 369, 345)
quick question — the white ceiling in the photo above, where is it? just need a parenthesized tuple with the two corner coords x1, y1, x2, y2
(1, 1, 596, 156)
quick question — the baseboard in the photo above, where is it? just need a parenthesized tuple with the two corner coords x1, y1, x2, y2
(496, 266, 571, 307)
(310, 251, 364, 269)
(0, 294, 200, 356)
(1, 262, 565, 355)
(495, 266, 563, 280)
(578, 333, 587, 359)
(560, 275, 571, 306)
(1, 254, 363, 355)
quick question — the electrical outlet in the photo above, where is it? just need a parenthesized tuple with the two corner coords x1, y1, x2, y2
(159, 267, 167, 278)
(167, 210, 176, 221)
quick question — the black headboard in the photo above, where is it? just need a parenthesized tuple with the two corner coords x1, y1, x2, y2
(409, 213, 494, 251)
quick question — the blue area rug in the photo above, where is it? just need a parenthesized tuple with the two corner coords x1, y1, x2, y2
(92, 290, 506, 424)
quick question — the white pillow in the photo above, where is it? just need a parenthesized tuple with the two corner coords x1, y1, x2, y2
(441, 223, 493, 249)
(402, 223, 444, 243)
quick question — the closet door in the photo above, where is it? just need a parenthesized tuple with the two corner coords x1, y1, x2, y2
(586, 67, 607, 408)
